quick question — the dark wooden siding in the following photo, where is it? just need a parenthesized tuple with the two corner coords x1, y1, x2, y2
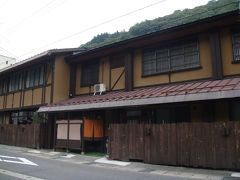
(0, 123, 47, 149)
(109, 122, 240, 170)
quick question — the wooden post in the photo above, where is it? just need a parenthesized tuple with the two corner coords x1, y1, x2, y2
(209, 31, 223, 80)
(69, 63, 76, 98)
(124, 50, 133, 91)
(53, 113, 57, 151)
(81, 119, 85, 155)
(67, 112, 70, 153)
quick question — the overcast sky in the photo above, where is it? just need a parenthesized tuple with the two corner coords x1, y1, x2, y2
(0, 0, 209, 61)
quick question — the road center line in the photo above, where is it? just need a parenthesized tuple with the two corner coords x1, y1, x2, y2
(0, 168, 45, 180)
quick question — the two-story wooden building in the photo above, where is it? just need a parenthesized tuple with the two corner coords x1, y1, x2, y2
(38, 7, 240, 170)
(0, 48, 86, 148)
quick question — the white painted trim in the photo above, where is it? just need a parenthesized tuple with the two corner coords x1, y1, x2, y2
(38, 89, 240, 112)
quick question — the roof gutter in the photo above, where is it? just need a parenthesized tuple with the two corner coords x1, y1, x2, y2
(38, 89, 240, 113)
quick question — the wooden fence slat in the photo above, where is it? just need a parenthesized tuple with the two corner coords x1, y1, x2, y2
(0, 124, 46, 149)
(109, 122, 240, 170)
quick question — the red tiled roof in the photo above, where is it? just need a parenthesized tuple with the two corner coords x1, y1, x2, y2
(48, 77, 240, 109)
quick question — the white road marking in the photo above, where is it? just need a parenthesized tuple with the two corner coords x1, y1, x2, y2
(0, 168, 44, 180)
(28, 150, 41, 154)
(95, 157, 131, 166)
(0, 155, 38, 166)
(232, 173, 240, 177)
(60, 154, 75, 158)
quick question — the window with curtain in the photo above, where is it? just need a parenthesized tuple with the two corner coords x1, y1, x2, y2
(8, 73, 23, 92)
(81, 61, 99, 87)
(25, 66, 44, 88)
(0, 80, 6, 95)
(142, 41, 200, 76)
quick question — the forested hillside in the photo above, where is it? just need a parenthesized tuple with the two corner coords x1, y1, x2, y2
(81, 0, 238, 48)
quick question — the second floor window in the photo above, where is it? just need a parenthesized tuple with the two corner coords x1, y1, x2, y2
(25, 66, 44, 88)
(81, 62, 99, 87)
(232, 33, 240, 62)
(0, 80, 6, 95)
(142, 41, 200, 76)
(8, 73, 23, 92)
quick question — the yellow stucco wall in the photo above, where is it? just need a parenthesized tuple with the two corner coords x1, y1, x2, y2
(13, 92, 21, 108)
(171, 34, 212, 82)
(75, 64, 91, 95)
(45, 86, 51, 104)
(134, 49, 169, 87)
(99, 57, 110, 90)
(76, 56, 125, 95)
(220, 28, 240, 76)
(6, 94, 13, 108)
(53, 55, 70, 103)
(46, 65, 52, 84)
(111, 67, 125, 90)
(23, 90, 32, 106)
(133, 34, 212, 87)
(0, 96, 3, 109)
(33, 88, 42, 105)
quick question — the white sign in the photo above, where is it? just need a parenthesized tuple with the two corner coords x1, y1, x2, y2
(0, 155, 38, 166)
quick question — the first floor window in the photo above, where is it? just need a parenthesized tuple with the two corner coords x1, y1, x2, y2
(143, 40, 200, 76)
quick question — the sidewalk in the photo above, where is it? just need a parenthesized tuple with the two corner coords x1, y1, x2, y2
(0, 144, 239, 180)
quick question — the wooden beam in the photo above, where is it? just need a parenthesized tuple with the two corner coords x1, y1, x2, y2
(111, 69, 125, 91)
(50, 58, 55, 104)
(67, 112, 70, 152)
(124, 51, 133, 91)
(53, 113, 57, 151)
(209, 31, 223, 80)
(69, 63, 76, 98)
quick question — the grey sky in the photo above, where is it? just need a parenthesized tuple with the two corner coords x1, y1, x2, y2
(0, 0, 209, 61)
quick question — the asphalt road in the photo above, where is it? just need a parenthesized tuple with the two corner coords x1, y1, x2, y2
(0, 147, 206, 180)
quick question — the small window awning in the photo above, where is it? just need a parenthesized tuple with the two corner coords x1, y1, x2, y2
(38, 77, 240, 113)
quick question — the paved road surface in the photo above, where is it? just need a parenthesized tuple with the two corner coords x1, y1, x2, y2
(0, 147, 204, 180)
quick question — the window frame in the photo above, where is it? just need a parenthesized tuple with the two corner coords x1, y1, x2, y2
(80, 61, 99, 87)
(0, 79, 7, 95)
(25, 65, 44, 89)
(142, 39, 201, 77)
(232, 32, 240, 63)
(8, 72, 23, 93)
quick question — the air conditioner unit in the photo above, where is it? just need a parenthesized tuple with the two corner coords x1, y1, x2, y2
(94, 84, 106, 95)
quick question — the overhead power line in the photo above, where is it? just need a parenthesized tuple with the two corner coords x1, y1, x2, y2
(0, 46, 20, 60)
(4, 0, 65, 33)
(19, 0, 168, 58)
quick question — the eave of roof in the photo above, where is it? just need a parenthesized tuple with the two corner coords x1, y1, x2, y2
(0, 48, 87, 75)
(66, 9, 240, 63)
(38, 77, 240, 113)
